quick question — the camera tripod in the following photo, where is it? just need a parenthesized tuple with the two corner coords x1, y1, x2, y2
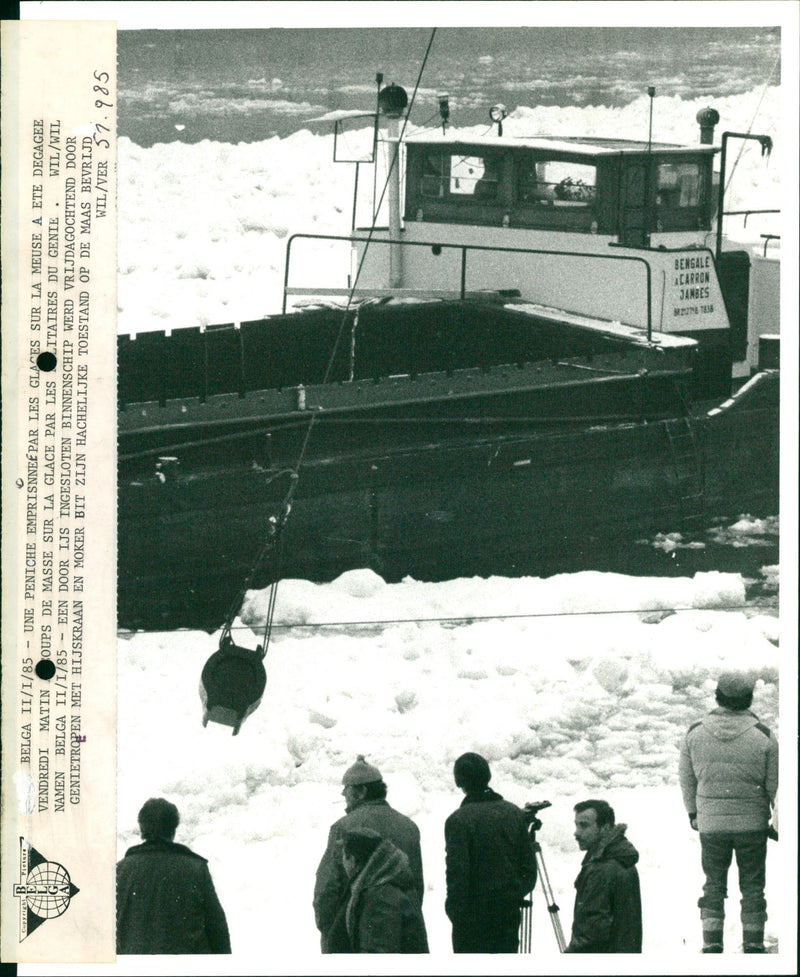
(519, 801, 567, 953)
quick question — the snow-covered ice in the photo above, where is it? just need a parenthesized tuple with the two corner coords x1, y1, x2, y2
(117, 564, 785, 968)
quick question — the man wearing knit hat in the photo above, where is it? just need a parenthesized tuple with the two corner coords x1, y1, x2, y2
(679, 670, 778, 954)
(313, 755, 424, 952)
(445, 752, 537, 952)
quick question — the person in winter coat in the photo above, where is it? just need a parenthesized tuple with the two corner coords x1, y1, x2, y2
(314, 756, 424, 953)
(444, 752, 537, 953)
(679, 670, 778, 954)
(341, 829, 429, 953)
(564, 799, 642, 953)
(116, 798, 231, 954)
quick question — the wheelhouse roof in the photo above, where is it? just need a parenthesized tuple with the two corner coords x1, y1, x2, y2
(308, 111, 719, 156)
(404, 132, 718, 156)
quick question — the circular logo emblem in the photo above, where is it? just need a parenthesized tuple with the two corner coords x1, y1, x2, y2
(21, 861, 75, 919)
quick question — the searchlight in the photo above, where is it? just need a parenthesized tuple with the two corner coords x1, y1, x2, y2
(489, 103, 508, 136)
(378, 83, 408, 118)
(439, 93, 450, 133)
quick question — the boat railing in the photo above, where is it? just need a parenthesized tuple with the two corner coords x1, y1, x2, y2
(724, 208, 780, 228)
(283, 233, 654, 340)
(720, 208, 781, 257)
(759, 234, 780, 257)
(715, 131, 774, 259)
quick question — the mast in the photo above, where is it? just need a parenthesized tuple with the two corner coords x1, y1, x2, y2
(388, 115, 403, 287)
(377, 83, 408, 288)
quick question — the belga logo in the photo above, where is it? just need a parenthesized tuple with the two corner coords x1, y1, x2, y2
(13, 838, 79, 941)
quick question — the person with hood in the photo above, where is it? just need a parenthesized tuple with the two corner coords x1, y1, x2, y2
(444, 752, 537, 953)
(116, 798, 231, 954)
(679, 670, 778, 954)
(565, 799, 642, 953)
(314, 755, 424, 953)
(341, 829, 429, 953)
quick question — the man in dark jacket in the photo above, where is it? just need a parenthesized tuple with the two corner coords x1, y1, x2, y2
(564, 799, 642, 953)
(342, 829, 429, 953)
(314, 756, 424, 953)
(679, 670, 778, 954)
(116, 797, 231, 954)
(444, 752, 537, 953)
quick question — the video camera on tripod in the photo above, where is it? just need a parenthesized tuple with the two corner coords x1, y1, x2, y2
(523, 799, 552, 833)
(519, 800, 566, 953)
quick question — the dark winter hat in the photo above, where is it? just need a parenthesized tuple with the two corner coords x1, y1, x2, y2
(342, 828, 383, 864)
(453, 752, 491, 791)
(342, 755, 383, 787)
(717, 670, 756, 697)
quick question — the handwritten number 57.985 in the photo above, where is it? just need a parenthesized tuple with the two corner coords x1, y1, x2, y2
(92, 70, 112, 148)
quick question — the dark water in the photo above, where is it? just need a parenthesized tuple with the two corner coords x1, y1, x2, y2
(590, 516, 779, 612)
(118, 27, 781, 146)
(469, 512, 780, 618)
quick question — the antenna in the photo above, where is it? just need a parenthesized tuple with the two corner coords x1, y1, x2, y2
(643, 86, 655, 247)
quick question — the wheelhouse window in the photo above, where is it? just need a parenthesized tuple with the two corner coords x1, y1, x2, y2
(653, 159, 710, 231)
(656, 162, 701, 208)
(451, 155, 500, 198)
(405, 144, 603, 230)
(420, 153, 502, 200)
(517, 158, 597, 207)
(420, 154, 446, 198)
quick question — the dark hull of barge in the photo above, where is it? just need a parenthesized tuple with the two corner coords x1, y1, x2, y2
(118, 299, 779, 631)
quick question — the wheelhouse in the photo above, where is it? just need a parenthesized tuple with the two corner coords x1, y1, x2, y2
(289, 93, 777, 378)
(403, 135, 717, 246)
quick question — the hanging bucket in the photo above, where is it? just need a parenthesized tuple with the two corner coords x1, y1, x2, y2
(200, 635, 267, 735)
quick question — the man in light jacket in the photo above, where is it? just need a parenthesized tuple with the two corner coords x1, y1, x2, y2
(679, 670, 778, 954)
(116, 798, 231, 954)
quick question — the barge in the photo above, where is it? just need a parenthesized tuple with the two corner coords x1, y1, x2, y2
(118, 85, 779, 631)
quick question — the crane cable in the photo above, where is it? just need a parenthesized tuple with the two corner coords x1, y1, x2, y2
(225, 28, 439, 661)
(723, 53, 779, 194)
(293, 27, 438, 471)
(122, 595, 778, 638)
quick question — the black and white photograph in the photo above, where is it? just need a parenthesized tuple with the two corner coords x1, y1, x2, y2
(4, 1, 797, 973)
